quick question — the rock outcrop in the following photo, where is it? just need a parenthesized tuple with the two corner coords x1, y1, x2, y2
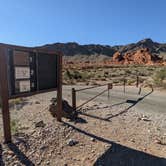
(112, 48, 162, 65)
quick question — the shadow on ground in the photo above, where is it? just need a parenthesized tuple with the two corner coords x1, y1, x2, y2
(63, 121, 166, 166)
(0, 144, 4, 166)
(94, 143, 166, 166)
(9, 98, 30, 110)
(78, 89, 153, 122)
(106, 89, 153, 120)
(0, 143, 35, 166)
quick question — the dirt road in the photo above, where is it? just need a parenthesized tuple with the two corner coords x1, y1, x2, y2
(63, 85, 166, 114)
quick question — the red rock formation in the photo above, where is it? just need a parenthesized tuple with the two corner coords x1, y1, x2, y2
(112, 52, 124, 64)
(112, 48, 156, 65)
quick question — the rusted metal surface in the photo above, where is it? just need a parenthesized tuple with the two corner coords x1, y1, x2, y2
(123, 78, 126, 93)
(72, 88, 76, 111)
(13, 50, 30, 65)
(75, 83, 109, 92)
(0, 43, 63, 142)
(108, 83, 113, 90)
(136, 75, 139, 87)
(72, 83, 112, 110)
(0, 46, 12, 143)
(9, 88, 57, 99)
(0, 43, 61, 98)
(77, 89, 108, 109)
(56, 52, 63, 121)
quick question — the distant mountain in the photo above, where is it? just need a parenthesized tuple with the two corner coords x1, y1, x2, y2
(36, 39, 166, 63)
(36, 42, 116, 57)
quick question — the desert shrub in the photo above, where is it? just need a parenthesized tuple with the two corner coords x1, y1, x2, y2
(97, 74, 101, 78)
(127, 79, 135, 85)
(63, 70, 72, 81)
(72, 71, 82, 80)
(104, 71, 109, 77)
(63, 70, 91, 82)
(153, 69, 166, 88)
(110, 73, 117, 77)
(11, 119, 19, 134)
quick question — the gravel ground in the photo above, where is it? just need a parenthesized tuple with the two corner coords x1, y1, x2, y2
(0, 86, 166, 166)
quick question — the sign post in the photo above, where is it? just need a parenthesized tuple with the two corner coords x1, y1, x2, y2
(0, 46, 12, 143)
(56, 53, 62, 122)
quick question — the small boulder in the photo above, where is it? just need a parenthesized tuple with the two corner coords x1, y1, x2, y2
(35, 121, 46, 128)
(67, 139, 78, 146)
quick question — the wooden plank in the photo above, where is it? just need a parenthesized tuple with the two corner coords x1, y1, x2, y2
(0, 46, 12, 143)
(9, 88, 57, 99)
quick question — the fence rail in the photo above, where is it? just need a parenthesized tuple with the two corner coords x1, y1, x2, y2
(71, 75, 141, 111)
(72, 83, 112, 111)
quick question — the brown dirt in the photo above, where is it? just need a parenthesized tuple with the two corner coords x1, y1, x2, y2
(0, 91, 166, 166)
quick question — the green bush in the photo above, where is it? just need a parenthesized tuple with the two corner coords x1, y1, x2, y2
(153, 69, 166, 88)
(63, 70, 90, 82)
(11, 119, 19, 134)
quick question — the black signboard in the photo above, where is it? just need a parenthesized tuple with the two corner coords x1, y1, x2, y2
(7, 49, 58, 97)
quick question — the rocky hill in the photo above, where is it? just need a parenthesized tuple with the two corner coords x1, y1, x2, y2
(36, 38, 166, 65)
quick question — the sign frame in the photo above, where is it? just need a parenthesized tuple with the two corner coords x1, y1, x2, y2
(0, 43, 63, 143)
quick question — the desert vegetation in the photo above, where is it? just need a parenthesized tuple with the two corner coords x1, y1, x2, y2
(63, 65, 166, 89)
(153, 68, 166, 88)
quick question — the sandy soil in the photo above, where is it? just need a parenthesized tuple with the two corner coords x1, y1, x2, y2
(0, 86, 166, 166)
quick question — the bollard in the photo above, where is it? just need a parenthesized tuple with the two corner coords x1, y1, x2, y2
(123, 78, 126, 93)
(107, 83, 113, 99)
(108, 85, 110, 99)
(72, 88, 76, 111)
(136, 76, 139, 87)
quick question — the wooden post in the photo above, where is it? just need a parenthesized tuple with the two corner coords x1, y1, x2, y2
(72, 88, 76, 111)
(107, 83, 112, 99)
(136, 76, 139, 87)
(56, 53, 63, 122)
(0, 46, 12, 143)
(108, 85, 110, 99)
(123, 78, 126, 93)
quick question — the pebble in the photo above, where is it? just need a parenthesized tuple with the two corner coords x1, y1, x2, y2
(35, 101, 40, 104)
(67, 139, 78, 146)
(39, 145, 48, 151)
(141, 117, 151, 122)
(154, 139, 161, 144)
(130, 138, 135, 142)
(91, 150, 95, 153)
(7, 150, 14, 156)
(46, 161, 50, 165)
(90, 138, 95, 142)
(35, 120, 46, 128)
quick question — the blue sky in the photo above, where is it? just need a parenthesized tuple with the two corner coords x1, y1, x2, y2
(0, 0, 165, 46)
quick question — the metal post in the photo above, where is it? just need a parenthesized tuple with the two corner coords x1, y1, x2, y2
(136, 76, 139, 87)
(56, 53, 63, 122)
(0, 46, 12, 143)
(123, 78, 126, 93)
(107, 84, 110, 99)
(72, 88, 76, 111)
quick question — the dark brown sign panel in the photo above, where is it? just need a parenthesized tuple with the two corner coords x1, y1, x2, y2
(8, 49, 58, 98)
(0, 43, 62, 143)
